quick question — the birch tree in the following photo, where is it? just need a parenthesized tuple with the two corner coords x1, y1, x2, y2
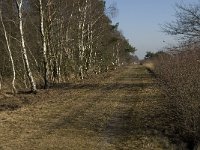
(16, 0, 37, 93)
(0, 1, 16, 94)
(78, 0, 88, 79)
(0, 0, 135, 90)
(39, 0, 50, 89)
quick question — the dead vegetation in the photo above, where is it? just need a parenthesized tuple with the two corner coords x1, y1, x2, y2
(0, 65, 183, 149)
(143, 44, 200, 149)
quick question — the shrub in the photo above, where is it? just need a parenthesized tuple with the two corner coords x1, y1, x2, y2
(151, 45, 200, 149)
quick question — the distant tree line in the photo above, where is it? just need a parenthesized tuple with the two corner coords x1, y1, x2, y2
(0, 0, 136, 93)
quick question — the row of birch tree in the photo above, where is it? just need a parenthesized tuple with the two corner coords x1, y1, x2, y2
(0, 0, 136, 93)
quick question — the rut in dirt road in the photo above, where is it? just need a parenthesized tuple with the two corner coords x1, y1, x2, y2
(0, 65, 174, 149)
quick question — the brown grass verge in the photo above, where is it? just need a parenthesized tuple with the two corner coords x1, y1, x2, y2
(0, 65, 178, 149)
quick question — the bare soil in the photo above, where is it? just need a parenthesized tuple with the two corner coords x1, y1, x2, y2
(0, 65, 176, 149)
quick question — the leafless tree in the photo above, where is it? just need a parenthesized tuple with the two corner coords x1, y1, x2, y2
(0, 0, 135, 91)
(162, 2, 200, 41)
(16, 0, 37, 93)
(0, 1, 16, 94)
(39, 0, 50, 89)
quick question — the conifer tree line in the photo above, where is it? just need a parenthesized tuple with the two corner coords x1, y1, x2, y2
(0, 0, 136, 93)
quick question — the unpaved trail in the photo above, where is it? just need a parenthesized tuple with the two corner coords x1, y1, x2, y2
(0, 65, 173, 150)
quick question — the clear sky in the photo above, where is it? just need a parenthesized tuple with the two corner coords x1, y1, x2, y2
(106, 0, 199, 59)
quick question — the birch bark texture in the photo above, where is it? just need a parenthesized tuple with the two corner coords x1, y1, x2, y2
(39, 0, 50, 89)
(16, 0, 37, 93)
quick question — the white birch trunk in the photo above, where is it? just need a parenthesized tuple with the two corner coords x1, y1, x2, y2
(78, 0, 88, 79)
(16, 0, 37, 93)
(0, 7, 16, 94)
(88, 23, 93, 70)
(39, 0, 49, 89)
(116, 42, 120, 67)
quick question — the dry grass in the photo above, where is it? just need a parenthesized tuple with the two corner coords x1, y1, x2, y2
(142, 61, 155, 71)
(151, 48, 200, 149)
(0, 65, 175, 149)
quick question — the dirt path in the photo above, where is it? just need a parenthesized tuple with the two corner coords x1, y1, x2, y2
(0, 65, 173, 150)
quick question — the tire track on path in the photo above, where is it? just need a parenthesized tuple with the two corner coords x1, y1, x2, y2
(0, 65, 174, 149)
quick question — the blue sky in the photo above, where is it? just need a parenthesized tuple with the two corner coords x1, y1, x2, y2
(106, 0, 199, 59)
